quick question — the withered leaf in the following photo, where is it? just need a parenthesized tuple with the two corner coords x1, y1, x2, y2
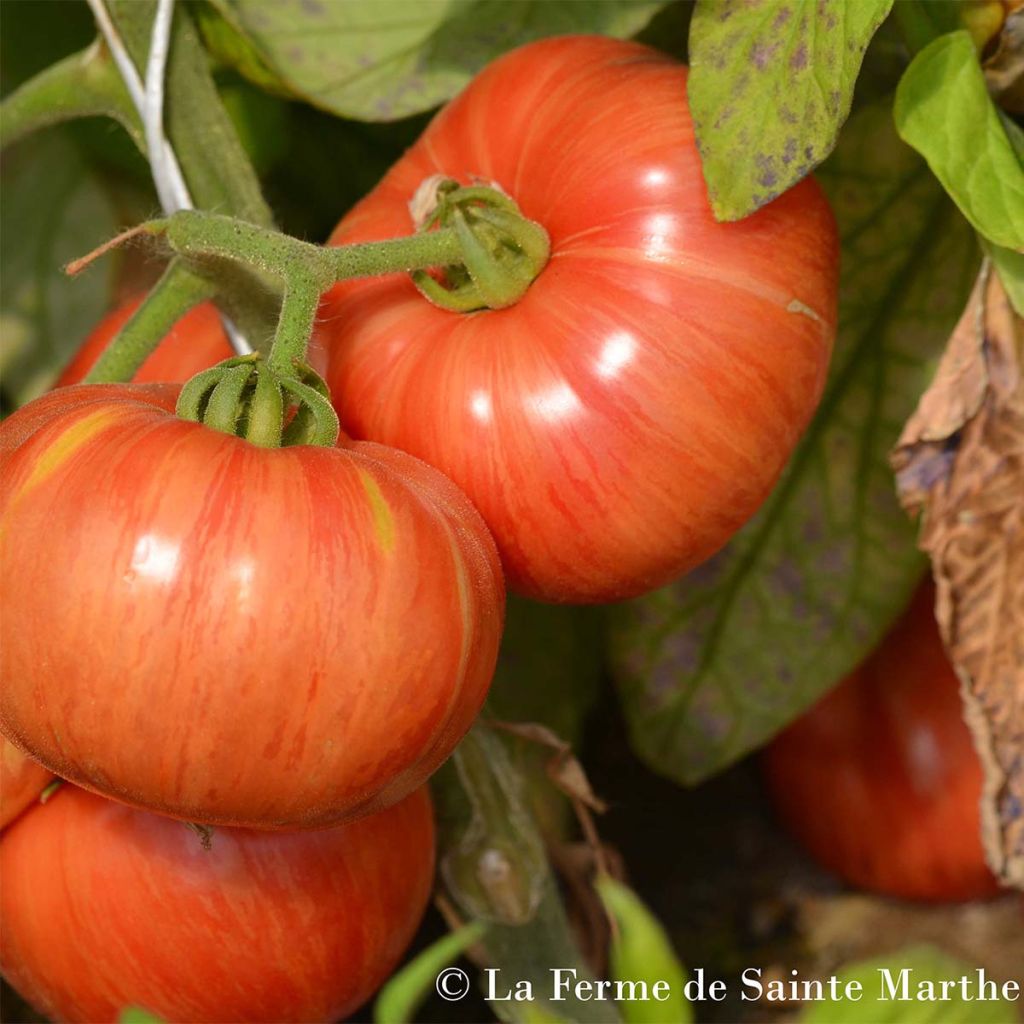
(891, 265, 1024, 890)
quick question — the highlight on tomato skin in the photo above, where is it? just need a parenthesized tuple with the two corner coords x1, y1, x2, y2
(0, 735, 52, 831)
(0, 384, 504, 830)
(0, 782, 436, 1023)
(762, 583, 1001, 903)
(322, 35, 840, 605)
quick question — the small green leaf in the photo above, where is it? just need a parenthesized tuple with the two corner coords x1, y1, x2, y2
(894, 30, 1024, 250)
(799, 946, 1016, 1023)
(374, 922, 487, 1024)
(0, 132, 119, 406)
(205, 0, 667, 122)
(688, 0, 893, 221)
(595, 877, 693, 1024)
(609, 100, 977, 786)
(118, 1008, 165, 1024)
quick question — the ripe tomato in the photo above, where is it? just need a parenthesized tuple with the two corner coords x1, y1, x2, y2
(0, 384, 503, 828)
(322, 35, 838, 603)
(1, 782, 434, 1022)
(0, 736, 51, 831)
(762, 584, 1001, 902)
(55, 298, 233, 386)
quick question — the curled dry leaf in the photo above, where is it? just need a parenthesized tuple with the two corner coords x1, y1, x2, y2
(488, 720, 608, 814)
(891, 265, 1024, 890)
(984, 7, 1024, 113)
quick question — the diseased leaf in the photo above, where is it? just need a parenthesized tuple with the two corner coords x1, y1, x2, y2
(608, 101, 977, 786)
(894, 30, 1024, 251)
(688, 0, 893, 221)
(205, 0, 666, 122)
(891, 266, 1024, 891)
(800, 946, 1016, 1023)
(0, 132, 119, 406)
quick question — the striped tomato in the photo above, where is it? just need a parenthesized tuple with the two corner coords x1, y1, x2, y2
(0, 384, 503, 828)
(322, 35, 838, 603)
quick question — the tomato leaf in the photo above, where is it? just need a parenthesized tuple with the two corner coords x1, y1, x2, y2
(202, 0, 667, 122)
(688, 0, 893, 221)
(0, 133, 119, 406)
(799, 946, 1016, 1022)
(608, 100, 977, 786)
(894, 30, 1024, 250)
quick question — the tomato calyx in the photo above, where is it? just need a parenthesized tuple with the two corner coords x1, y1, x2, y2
(409, 177, 550, 313)
(176, 354, 340, 447)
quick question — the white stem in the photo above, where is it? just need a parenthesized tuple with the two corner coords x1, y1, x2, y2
(144, 0, 192, 213)
(85, 0, 252, 355)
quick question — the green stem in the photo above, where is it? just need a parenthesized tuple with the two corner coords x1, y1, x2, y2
(0, 40, 144, 152)
(107, 0, 272, 227)
(267, 276, 323, 379)
(163, 210, 464, 288)
(84, 260, 214, 383)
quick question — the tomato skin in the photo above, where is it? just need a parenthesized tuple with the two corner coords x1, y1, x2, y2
(0, 783, 435, 1023)
(55, 298, 233, 386)
(762, 585, 1001, 902)
(0, 736, 51, 830)
(0, 385, 503, 828)
(322, 36, 838, 603)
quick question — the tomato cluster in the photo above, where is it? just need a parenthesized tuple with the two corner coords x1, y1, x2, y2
(2, 35, 840, 1022)
(762, 584, 1001, 903)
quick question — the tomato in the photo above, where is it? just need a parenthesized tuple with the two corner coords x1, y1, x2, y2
(762, 584, 1001, 902)
(1, 782, 434, 1022)
(321, 35, 838, 603)
(0, 736, 51, 831)
(55, 298, 233, 387)
(0, 384, 503, 828)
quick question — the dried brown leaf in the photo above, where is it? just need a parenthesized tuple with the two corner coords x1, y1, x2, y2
(985, 8, 1024, 113)
(891, 265, 1024, 889)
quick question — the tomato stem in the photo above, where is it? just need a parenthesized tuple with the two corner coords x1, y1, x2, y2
(84, 260, 215, 383)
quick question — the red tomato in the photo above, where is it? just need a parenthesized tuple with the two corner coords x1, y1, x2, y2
(762, 584, 1001, 902)
(0, 384, 503, 828)
(0, 736, 51, 831)
(55, 298, 233, 386)
(1, 782, 434, 1022)
(322, 36, 838, 603)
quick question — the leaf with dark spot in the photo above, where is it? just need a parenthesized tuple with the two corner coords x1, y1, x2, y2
(608, 100, 977, 786)
(688, 0, 893, 221)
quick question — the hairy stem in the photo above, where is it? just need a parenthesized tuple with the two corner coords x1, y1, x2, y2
(84, 260, 215, 383)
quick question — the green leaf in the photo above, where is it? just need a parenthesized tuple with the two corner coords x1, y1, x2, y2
(118, 1008, 165, 1024)
(595, 877, 693, 1024)
(688, 0, 893, 221)
(608, 100, 977, 786)
(205, 0, 667, 122)
(799, 946, 1017, 1023)
(0, 132, 119, 406)
(374, 922, 487, 1024)
(894, 30, 1024, 250)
